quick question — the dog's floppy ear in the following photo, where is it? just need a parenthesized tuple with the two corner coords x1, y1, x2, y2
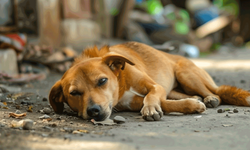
(102, 52, 135, 74)
(49, 80, 65, 113)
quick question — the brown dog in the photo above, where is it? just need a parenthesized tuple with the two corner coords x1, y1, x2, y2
(49, 42, 250, 121)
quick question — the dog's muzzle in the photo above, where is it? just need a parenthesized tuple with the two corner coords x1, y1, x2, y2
(87, 104, 107, 121)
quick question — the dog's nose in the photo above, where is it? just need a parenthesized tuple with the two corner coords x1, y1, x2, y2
(87, 104, 101, 117)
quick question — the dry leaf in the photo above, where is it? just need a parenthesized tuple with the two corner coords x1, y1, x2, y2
(77, 129, 89, 133)
(9, 112, 27, 119)
(42, 118, 52, 122)
(91, 118, 116, 126)
(27, 105, 33, 112)
(72, 130, 89, 134)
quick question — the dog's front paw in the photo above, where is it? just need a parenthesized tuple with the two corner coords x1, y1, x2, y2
(140, 105, 163, 121)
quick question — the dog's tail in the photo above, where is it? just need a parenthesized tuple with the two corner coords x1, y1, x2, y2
(215, 85, 250, 106)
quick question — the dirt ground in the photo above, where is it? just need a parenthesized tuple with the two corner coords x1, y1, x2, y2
(1, 47, 250, 150)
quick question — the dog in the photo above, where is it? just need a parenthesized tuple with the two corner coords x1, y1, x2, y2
(49, 42, 250, 121)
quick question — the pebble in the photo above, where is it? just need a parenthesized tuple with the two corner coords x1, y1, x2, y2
(15, 110, 22, 114)
(50, 123, 57, 127)
(21, 101, 33, 105)
(43, 108, 52, 114)
(22, 119, 34, 130)
(194, 115, 202, 119)
(240, 80, 246, 83)
(113, 116, 126, 124)
(0, 102, 6, 107)
(0, 87, 9, 93)
(222, 124, 233, 127)
(63, 127, 73, 133)
(217, 109, 225, 113)
(0, 123, 5, 127)
(43, 126, 53, 131)
(39, 115, 51, 119)
(72, 130, 83, 134)
(64, 135, 72, 140)
(41, 133, 49, 137)
(42, 98, 48, 101)
(233, 109, 239, 113)
(228, 111, 234, 114)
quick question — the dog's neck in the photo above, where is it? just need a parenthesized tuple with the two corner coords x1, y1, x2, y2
(117, 71, 129, 100)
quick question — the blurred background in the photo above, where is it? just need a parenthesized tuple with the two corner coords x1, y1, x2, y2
(0, 0, 250, 82)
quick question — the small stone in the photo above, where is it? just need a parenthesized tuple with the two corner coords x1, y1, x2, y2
(22, 119, 34, 130)
(15, 110, 22, 114)
(64, 135, 71, 140)
(43, 108, 51, 114)
(225, 114, 230, 118)
(0, 87, 9, 93)
(39, 115, 51, 119)
(233, 109, 239, 113)
(0, 123, 5, 127)
(50, 123, 57, 127)
(240, 80, 246, 84)
(222, 124, 233, 127)
(16, 105, 20, 109)
(43, 126, 53, 131)
(63, 127, 73, 133)
(0, 102, 6, 108)
(69, 122, 73, 124)
(194, 115, 202, 119)
(41, 133, 49, 137)
(42, 98, 48, 101)
(39, 110, 44, 113)
(72, 130, 82, 134)
(113, 116, 126, 124)
(217, 109, 225, 113)
(21, 101, 33, 105)
(228, 111, 234, 114)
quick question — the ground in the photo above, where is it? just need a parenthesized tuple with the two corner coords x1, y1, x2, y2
(1, 47, 250, 150)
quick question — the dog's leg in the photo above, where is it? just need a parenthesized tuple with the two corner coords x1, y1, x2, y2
(168, 90, 202, 101)
(139, 84, 165, 121)
(125, 96, 205, 116)
(175, 60, 221, 108)
(161, 98, 206, 114)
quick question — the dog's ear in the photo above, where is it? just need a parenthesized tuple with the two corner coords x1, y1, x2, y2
(102, 52, 135, 74)
(49, 80, 65, 113)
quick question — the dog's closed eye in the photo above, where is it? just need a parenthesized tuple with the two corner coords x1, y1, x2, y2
(97, 78, 108, 86)
(70, 90, 82, 96)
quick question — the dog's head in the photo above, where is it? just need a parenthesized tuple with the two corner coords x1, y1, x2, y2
(49, 46, 134, 121)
